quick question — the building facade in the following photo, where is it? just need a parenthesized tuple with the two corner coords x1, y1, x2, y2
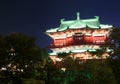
(46, 13, 113, 61)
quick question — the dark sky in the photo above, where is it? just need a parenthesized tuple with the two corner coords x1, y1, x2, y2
(1, 0, 120, 48)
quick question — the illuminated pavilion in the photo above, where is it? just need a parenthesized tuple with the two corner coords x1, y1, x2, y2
(46, 12, 113, 62)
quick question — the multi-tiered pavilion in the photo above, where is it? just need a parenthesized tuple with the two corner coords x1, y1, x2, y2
(46, 13, 113, 61)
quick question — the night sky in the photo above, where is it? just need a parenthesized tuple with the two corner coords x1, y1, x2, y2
(1, 0, 120, 48)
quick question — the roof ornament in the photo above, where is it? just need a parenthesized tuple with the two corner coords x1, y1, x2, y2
(60, 18, 65, 23)
(99, 26, 101, 29)
(86, 24, 89, 28)
(94, 16, 99, 20)
(77, 12, 80, 20)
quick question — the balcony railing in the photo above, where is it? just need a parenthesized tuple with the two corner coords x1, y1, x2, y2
(50, 40, 111, 48)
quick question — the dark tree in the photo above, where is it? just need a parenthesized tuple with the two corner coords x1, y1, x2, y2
(0, 33, 48, 84)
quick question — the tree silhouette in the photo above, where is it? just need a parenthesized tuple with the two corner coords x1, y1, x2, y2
(0, 33, 48, 84)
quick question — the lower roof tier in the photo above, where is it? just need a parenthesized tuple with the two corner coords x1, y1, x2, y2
(50, 44, 112, 54)
(49, 51, 110, 60)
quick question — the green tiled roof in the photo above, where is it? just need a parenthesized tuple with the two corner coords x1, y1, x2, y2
(46, 12, 113, 33)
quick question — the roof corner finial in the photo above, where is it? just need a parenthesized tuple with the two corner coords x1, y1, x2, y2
(77, 12, 80, 20)
(95, 16, 99, 20)
(60, 18, 65, 23)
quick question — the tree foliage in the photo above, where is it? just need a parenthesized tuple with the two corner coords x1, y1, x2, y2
(84, 60, 116, 84)
(0, 33, 48, 84)
(110, 28, 120, 57)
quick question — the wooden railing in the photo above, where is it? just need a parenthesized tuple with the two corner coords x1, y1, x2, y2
(50, 40, 111, 48)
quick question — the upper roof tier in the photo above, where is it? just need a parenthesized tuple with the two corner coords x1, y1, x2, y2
(46, 12, 113, 33)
